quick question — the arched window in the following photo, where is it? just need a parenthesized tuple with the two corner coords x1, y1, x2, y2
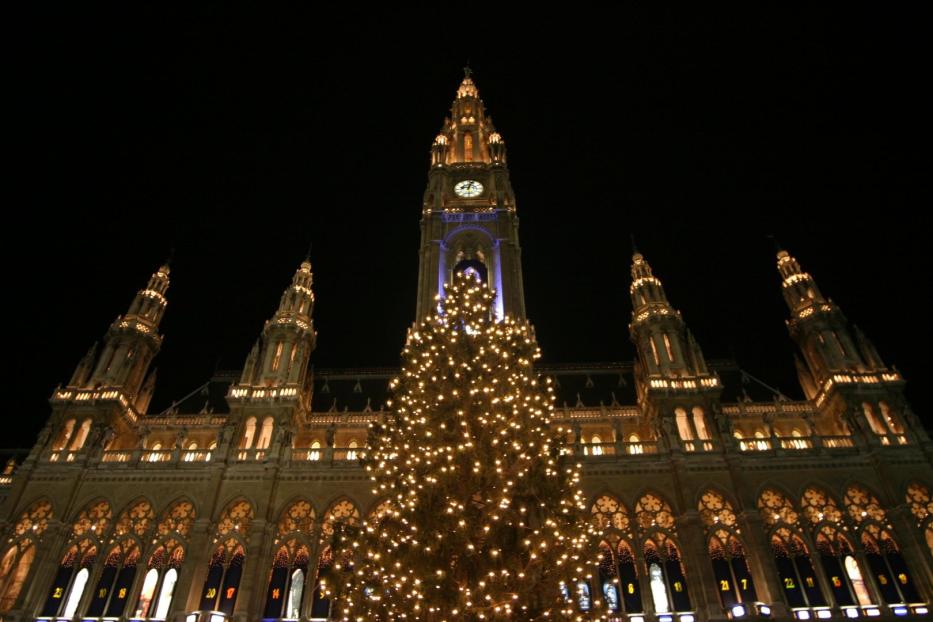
(241, 417, 257, 449)
(63, 567, 91, 617)
(347, 439, 359, 460)
(591, 495, 643, 614)
(649, 337, 661, 367)
(69, 418, 92, 450)
(589, 435, 603, 456)
(758, 488, 827, 609)
(200, 500, 253, 614)
(878, 402, 904, 435)
(844, 484, 920, 604)
(42, 500, 111, 617)
(770, 528, 825, 608)
(87, 544, 140, 617)
(264, 501, 315, 619)
(309, 440, 321, 461)
(463, 133, 473, 161)
(634, 494, 689, 612)
(663, 333, 675, 362)
(53, 419, 76, 451)
(699, 491, 757, 608)
(815, 526, 870, 607)
(645, 536, 691, 612)
(257, 417, 274, 450)
(271, 342, 284, 372)
(135, 544, 184, 618)
(675, 408, 693, 442)
(862, 403, 888, 435)
(628, 433, 643, 454)
(861, 527, 921, 604)
(0, 499, 52, 610)
(692, 407, 711, 441)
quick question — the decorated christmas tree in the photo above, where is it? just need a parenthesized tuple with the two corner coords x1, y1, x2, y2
(331, 271, 598, 621)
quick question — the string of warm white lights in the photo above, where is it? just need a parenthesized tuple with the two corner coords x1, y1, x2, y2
(324, 271, 606, 621)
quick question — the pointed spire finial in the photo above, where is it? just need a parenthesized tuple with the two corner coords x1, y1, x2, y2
(464, 62, 472, 78)
(305, 242, 313, 261)
(630, 234, 640, 258)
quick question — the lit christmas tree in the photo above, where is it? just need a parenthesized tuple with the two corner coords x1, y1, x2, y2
(331, 271, 598, 621)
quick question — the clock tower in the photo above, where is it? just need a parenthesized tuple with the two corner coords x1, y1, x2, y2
(414, 69, 526, 322)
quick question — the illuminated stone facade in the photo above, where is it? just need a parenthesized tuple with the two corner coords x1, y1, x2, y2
(2, 73, 931, 622)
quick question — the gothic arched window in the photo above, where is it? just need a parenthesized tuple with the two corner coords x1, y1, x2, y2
(644, 535, 691, 612)
(42, 499, 111, 617)
(0, 499, 52, 611)
(699, 491, 757, 608)
(69, 418, 92, 450)
(263, 500, 315, 619)
(241, 417, 256, 449)
(199, 500, 253, 614)
(815, 526, 871, 607)
(257, 417, 274, 450)
(591, 496, 641, 614)
(758, 488, 827, 609)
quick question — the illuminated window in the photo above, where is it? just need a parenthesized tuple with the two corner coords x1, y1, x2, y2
(844, 555, 872, 605)
(463, 133, 473, 161)
(271, 342, 284, 371)
(69, 418, 92, 451)
(199, 501, 251, 614)
(879, 402, 904, 434)
(241, 417, 256, 449)
(62, 567, 90, 617)
(309, 440, 321, 461)
(675, 408, 693, 442)
(589, 434, 603, 456)
(135, 568, 159, 617)
(862, 403, 888, 435)
(53, 419, 76, 451)
(154, 568, 178, 618)
(650, 337, 661, 367)
(663, 333, 675, 362)
(256, 417, 274, 450)
(692, 407, 710, 441)
(347, 439, 359, 460)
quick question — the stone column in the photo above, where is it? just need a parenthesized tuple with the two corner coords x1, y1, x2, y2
(244, 520, 276, 620)
(676, 511, 725, 620)
(740, 512, 790, 618)
(177, 517, 213, 613)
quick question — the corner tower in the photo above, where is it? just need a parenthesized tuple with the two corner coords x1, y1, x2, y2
(415, 69, 525, 322)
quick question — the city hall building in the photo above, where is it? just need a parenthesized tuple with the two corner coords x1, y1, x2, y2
(1, 73, 931, 622)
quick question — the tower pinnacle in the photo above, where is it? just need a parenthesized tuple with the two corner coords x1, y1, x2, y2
(416, 72, 524, 323)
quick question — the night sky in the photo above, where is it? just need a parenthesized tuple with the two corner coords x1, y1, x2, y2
(7, 6, 930, 450)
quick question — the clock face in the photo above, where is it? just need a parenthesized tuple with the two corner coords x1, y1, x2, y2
(454, 179, 484, 198)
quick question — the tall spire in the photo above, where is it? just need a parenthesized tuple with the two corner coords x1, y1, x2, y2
(430, 70, 506, 167)
(777, 248, 888, 380)
(232, 259, 316, 391)
(63, 263, 170, 399)
(629, 252, 702, 375)
(417, 71, 524, 323)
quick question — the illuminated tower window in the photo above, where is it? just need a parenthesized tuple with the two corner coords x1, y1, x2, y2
(271, 342, 284, 372)
(463, 133, 473, 161)
(663, 334, 675, 362)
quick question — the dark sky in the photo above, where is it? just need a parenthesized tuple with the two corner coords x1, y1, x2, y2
(7, 6, 930, 448)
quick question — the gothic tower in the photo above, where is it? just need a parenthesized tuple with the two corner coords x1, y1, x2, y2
(415, 69, 525, 322)
(776, 248, 924, 445)
(226, 258, 317, 457)
(47, 263, 170, 452)
(628, 251, 722, 451)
